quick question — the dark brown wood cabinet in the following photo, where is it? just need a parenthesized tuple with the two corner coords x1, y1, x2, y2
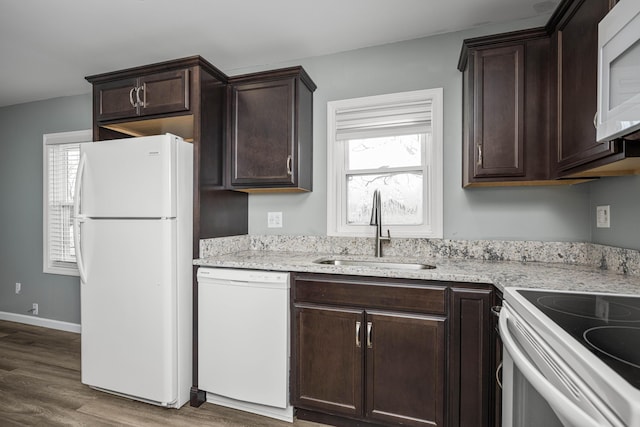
(295, 304, 445, 427)
(448, 287, 495, 427)
(228, 67, 316, 192)
(459, 0, 623, 186)
(550, 0, 618, 177)
(472, 44, 525, 179)
(86, 56, 248, 253)
(94, 69, 190, 122)
(365, 311, 445, 427)
(292, 273, 496, 427)
(459, 29, 553, 187)
(295, 305, 364, 417)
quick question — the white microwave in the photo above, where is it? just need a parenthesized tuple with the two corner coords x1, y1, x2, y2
(597, 0, 640, 143)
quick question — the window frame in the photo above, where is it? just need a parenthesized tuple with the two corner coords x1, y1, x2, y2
(42, 130, 92, 276)
(326, 89, 443, 238)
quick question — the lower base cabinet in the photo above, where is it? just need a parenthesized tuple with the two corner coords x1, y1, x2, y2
(291, 273, 497, 427)
(365, 312, 445, 426)
(295, 305, 445, 426)
(448, 287, 495, 427)
(295, 306, 363, 417)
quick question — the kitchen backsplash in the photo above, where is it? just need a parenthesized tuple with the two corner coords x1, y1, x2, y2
(200, 235, 640, 277)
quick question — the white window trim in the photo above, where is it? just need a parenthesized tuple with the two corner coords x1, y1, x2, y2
(43, 129, 92, 276)
(327, 89, 443, 238)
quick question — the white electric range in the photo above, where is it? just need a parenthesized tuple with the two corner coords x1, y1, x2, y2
(500, 287, 640, 427)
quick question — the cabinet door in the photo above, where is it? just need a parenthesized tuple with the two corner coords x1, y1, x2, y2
(472, 45, 525, 178)
(449, 287, 494, 427)
(95, 77, 139, 121)
(555, 0, 616, 173)
(138, 69, 190, 117)
(293, 305, 364, 417)
(365, 311, 446, 427)
(231, 78, 296, 187)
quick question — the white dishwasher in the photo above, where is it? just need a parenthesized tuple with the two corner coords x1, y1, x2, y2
(197, 267, 292, 422)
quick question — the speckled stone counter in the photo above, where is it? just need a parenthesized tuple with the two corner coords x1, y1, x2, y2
(194, 248, 640, 296)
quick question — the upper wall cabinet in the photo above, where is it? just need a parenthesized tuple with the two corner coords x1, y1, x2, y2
(459, 29, 552, 187)
(94, 69, 190, 122)
(459, 0, 621, 187)
(551, 0, 618, 177)
(228, 66, 316, 192)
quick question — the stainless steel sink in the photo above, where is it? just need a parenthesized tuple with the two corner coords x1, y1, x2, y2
(314, 259, 435, 270)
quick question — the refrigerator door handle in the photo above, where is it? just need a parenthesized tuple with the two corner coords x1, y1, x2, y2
(74, 153, 88, 284)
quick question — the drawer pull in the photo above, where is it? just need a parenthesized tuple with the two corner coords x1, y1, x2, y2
(355, 321, 361, 348)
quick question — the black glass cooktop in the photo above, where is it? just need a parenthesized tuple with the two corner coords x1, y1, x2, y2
(519, 290, 640, 390)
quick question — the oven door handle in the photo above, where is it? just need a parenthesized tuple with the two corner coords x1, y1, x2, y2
(499, 309, 603, 427)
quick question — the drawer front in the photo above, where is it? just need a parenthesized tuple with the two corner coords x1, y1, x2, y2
(294, 276, 447, 315)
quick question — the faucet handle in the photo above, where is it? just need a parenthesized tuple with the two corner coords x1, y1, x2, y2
(370, 189, 380, 226)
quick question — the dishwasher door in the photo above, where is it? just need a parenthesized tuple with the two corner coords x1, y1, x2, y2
(197, 267, 290, 410)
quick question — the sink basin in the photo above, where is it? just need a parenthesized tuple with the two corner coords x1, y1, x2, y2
(315, 259, 435, 270)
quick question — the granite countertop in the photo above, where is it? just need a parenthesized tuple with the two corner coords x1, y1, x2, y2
(194, 250, 640, 295)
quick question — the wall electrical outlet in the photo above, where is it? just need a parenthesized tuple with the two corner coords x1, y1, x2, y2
(15, 282, 21, 294)
(267, 212, 283, 228)
(596, 205, 610, 228)
(30, 303, 38, 316)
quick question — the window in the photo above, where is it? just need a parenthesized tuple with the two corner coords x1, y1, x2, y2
(43, 130, 91, 275)
(327, 89, 443, 238)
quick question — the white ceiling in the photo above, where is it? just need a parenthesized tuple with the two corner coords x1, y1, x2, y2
(0, 0, 558, 108)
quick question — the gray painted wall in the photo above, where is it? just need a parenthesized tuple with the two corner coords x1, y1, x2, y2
(589, 176, 640, 250)
(1, 16, 638, 324)
(241, 16, 592, 241)
(0, 94, 91, 324)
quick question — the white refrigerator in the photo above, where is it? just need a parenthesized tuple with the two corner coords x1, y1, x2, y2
(73, 134, 193, 408)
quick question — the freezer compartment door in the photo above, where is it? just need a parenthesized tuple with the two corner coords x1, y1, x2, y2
(79, 135, 177, 218)
(80, 218, 178, 405)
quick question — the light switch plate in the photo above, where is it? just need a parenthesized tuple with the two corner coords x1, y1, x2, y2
(596, 205, 610, 228)
(267, 212, 283, 228)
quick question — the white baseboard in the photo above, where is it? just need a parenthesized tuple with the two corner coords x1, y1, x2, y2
(0, 311, 80, 333)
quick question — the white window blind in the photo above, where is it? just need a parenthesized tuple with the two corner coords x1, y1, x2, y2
(334, 98, 432, 140)
(43, 130, 91, 276)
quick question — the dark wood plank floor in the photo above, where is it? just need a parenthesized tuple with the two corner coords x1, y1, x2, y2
(0, 320, 325, 427)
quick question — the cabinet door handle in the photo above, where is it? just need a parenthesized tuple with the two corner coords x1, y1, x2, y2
(136, 86, 145, 108)
(129, 87, 137, 108)
(593, 112, 598, 129)
(286, 155, 293, 176)
(477, 144, 483, 166)
(355, 321, 361, 348)
(366, 322, 373, 348)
